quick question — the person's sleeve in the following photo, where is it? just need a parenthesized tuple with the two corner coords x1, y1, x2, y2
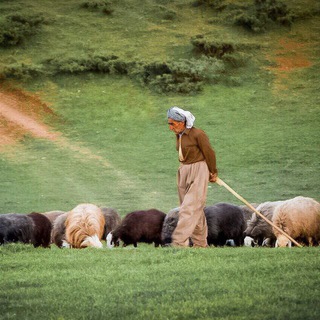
(197, 131, 218, 174)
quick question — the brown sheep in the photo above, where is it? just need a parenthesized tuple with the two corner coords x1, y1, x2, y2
(28, 212, 52, 248)
(109, 209, 166, 248)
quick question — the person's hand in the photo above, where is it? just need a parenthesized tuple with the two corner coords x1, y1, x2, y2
(209, 172, 217, 183)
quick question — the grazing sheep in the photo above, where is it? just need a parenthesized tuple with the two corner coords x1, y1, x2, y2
(161, 204, 245, 247)
(100, 207, 122, 238)
(273, 196, 320, 247)
(244, 201, 284, 247)
(205, 203, 246, 247)
(51, 212, 69, 248)
(0, 214, 34, 245)
(65, 203, 105, 249)
(28, 212, 52, 248)
(239, 203, 260, 222)
(42, 210, 65, 225)
(161, 207, 193, 247)
(161, 207, 180, 246)
(110, 209, 166, 248)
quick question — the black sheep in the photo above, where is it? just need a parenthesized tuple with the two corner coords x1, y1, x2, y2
(161, 203, 246, 247)
(0, 213, 34, 245)
(205, 203, 246, 247)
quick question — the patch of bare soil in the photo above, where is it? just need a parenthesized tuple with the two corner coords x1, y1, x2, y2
(265, 38, 313, 93)
(0, 85, 111, 167)
(0, 85, 60, 149)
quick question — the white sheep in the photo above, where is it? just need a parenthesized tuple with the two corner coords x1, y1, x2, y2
(65, 203, 105, 249)
(272, 196, 320, 247)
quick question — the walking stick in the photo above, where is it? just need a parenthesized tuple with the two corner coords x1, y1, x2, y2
(215, 177, 302, 248)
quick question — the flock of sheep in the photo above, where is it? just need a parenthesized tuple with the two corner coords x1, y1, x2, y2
(0, 196, 319, 249)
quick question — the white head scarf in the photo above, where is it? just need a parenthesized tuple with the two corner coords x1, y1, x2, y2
(167, 106, 195, 129)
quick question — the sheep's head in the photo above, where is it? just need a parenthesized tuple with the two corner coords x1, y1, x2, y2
(244, 236, 257, 247)
(275, 235, 292, 248)
(106, 232, 116, 248)
(110, 233, 120, 247)
(81, 235, 103, 248)
(161, 210, 179, 245)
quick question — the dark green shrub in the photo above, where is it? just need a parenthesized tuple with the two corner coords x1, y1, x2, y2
(233, 0, 294, 32)
(140, 57, 225, 93)
(191, 35, 235, 58)
(157, 5, 177, 20)
(2, 63, 44, 80)
(140, 62, 172, 83)
(0, 13, 47, 46)
(46, 57, 89, 73)
(256, 0, 294, 26)
(192, 0, 226, 11)
(46, 54, 135, 75)
(80, 1, 113, 15)
(234, 11, 268, 33)
(221, 52, 249, 68)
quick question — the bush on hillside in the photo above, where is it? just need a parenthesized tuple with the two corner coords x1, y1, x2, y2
(221, 52, 249, 68)
(80, 1, 113, 15)
(0, 51, 241, 94)
(2, 63, 44, 80)
(192, 0, 227, 11)
(154, 5, 177, 20)
(139, 57, 225, 94)
(191, 35, 235, 58)
(0, 13, 47, 46)
(46, 55, 135, 74)
(233, 0, 294, 32)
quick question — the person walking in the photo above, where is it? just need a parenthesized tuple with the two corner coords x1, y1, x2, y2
(167, 106, 218, 248)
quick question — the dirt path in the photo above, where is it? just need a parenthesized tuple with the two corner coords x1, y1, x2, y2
(0, 99, 58, 141)
(0, 87, 111, 168)
(0, 87, 59, 149)
(0, 87, 166, 209)
(0, 87, 144, 192)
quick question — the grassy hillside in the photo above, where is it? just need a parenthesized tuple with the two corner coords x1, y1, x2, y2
(0, 0, 319, 214)
(0, 2, 319, 320)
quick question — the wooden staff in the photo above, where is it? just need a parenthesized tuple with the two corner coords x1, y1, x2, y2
(215, 177, 302, 248)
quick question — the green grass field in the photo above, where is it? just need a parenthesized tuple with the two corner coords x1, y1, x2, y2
(0, 0, 319, 319)
(1, 244, 320, 320)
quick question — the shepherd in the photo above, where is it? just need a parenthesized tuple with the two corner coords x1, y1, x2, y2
(167, 106, 218, 248)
